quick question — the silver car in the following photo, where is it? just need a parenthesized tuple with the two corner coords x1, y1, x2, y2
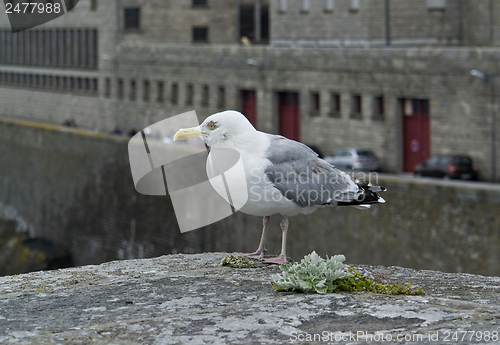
(324, 148, 380, 171)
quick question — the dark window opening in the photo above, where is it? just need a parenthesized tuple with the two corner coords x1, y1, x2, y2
(124, 8, 140, 29)
(117, 78, 124, 99)
(352, 94, 362, 118)
(261, 6, 269, 41)
(217, 86, 225, 108)
(90, 0, 97, 11)
(201, 85, 209, 106)
(130, 79, 136, 100)
(192, 0, 207, 7)
(374, 96, 384, 117)
(186, 83, 194, 105)
(157, 81, 164, 102)
(411, 98, 429, 116)
(143, 80, 150, 102)
(192, 27, 208, 43)
(310, 92, 320, 116)
(239, 5, 269, 43)
(239, 5, 255, 42)
(330, 93, 341, 117)
(171, 83, 178, 104)
(105, 78, 111, 97)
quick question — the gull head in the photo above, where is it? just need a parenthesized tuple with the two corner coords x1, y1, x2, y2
(174, 110, 256, 149)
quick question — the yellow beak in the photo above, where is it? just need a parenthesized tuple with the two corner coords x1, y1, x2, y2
(173, 127, 202, 141)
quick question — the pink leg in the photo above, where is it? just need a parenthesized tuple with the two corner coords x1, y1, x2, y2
(262, 215, 288, 265)
(240, 216, 270, 260)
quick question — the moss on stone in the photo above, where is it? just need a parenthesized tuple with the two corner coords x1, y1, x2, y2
(332, 267, 425, 295)
(220, 255, 261, 268)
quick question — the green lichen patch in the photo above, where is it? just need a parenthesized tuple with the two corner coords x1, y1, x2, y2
(271, 251, 425, 295)
(331, 267, 425, 295)
(220, 255, 261, 268)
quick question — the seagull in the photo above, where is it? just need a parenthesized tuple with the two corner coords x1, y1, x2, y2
(174, 110, 386, 264)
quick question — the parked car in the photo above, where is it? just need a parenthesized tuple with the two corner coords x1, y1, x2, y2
(413, 155, 477, 180)
(324, 148, 381, 171)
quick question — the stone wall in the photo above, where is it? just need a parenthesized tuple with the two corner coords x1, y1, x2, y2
(269, 0, 500, 47)
(3, 44, 499, 178)
(1, 253, 499, 344)
(1, 119, 499, 276)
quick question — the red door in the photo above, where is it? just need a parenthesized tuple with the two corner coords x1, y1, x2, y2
(278, 92, 300, 141)
(403, 99, 430, 172)
(240, 90, 257, 127)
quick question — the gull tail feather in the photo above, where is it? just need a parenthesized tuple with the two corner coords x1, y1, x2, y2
(337, 180, 386, 207)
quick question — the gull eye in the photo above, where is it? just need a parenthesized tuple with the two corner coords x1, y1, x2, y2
(207, 121, 217, 130)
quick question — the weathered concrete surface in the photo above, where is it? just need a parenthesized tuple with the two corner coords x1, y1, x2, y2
(0, 253, 499, 344)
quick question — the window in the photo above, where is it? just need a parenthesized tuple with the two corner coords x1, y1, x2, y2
(186, 83, 194, 105)
(130, 79, 136, 100)
(117, 78, 124, 99)
(310, 92, 320, 116)
(201, 85, 209, 106)
(238, 4, 269, 43)
(300, 0, 310, 13)
(414, 99, 429, 115)
(217, 86, 225, 108)
(157, 81, 164, 102)
(192, 27, 208, 43)
(90, 0, 97, 11)
(124, 8, 140, 29)
(192, 0, 207, 7)
(171, 83, 178, 104)
(427, 0, 446, 10)
(278, 0, 287, 13)
(330, 93, 341, 117)
(405, 98, 429, 116)
(374, 96, 384, 118)
(350, 0, 360, 11)
(352, 94, 362, 118)
(324, 0, 334, 12)
(143, 80, 150, 102)
(239, 5, 255, 41)
(105, 78, 111, 97)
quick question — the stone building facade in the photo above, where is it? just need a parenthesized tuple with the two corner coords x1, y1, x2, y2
(0, 0, 499, 180)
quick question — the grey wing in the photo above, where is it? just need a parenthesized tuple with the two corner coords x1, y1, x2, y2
(264, 136, 360, 207)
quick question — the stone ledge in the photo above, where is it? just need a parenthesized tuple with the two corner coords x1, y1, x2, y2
(0, 253, 499, 344)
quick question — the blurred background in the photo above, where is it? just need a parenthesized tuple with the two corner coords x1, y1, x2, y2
(0, 0, 499, 276)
